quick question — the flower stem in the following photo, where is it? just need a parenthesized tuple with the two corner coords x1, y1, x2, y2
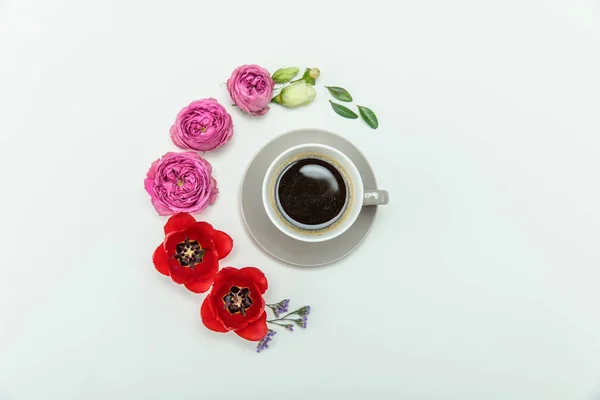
(267, 321, 291, 328)
(280, 310, 300, 319)
(267, 318, 298, 323)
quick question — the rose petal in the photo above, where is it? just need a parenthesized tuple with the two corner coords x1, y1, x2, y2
(169, 99, 234, 152)
(212, 230, 233, 260)
(239, 267, 268, 294)
(234, 311, 267, 341)
(201, 295, 228, 333)
(208, 177, 218, 204)
(152, 244, 170, 276)
(248, 106, 270, 116)
(227, 65, 274, 117)
(144, 152, 217, 216)
(163, 213, 197, 235)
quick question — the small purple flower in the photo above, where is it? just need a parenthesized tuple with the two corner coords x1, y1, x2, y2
(267, 299, 290, 318)
(294, 316, 308, 329)
(301, 315, 308, 328)
(256, 329, 276, 353)
(297, 305, 311, 316)
(284, 324, 294, 332)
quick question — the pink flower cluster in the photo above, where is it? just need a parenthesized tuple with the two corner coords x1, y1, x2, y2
(145, 64, 275, 216)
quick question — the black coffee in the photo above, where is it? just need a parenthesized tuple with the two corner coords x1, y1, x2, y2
(276, 157, 347, 227)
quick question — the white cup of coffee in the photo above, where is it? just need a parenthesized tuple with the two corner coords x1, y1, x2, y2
(262, 143, 388, 242)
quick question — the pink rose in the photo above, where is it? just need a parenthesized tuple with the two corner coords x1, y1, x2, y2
(144, 152, 218, 216)
(170, 98, 234, 152)
(227, 64, 275, 116)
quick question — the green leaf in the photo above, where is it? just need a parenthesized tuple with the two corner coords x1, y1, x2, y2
(271, 94, 283, 104)
(325, 86, 353, 102)
(329, 100, 358, 119)
(357, 105, 378, 129)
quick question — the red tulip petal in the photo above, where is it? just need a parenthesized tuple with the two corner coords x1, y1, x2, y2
(191, 221, 215, 236)
(201, 296, 228, 333)
(152, 244, 170, 276)
(163, 213, 197, 235)
(212, 281, 264, 331)
(164, 224, 218, 284)
(212, 230, 233, 260)
(240, 267, 268, 294)
(169, 250, 219, 285)
(184, 276, 214, 294)
(211, 267, 240, 288)
(234, 311, 268, 341)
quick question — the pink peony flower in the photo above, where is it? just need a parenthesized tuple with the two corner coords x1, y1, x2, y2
(170, 98, 234, 152)
(227, 64, 275, 116)
(144, 152, 218, 216)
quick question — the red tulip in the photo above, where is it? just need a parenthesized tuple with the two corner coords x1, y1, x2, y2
(201, 267, 268, 341)
(153, 213, 233, 293)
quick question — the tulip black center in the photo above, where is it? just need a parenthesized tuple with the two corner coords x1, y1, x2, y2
(222, 286, 253, 316)
(173, 237, 205, 269)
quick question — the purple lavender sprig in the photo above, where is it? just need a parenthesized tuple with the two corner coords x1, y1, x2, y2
(266, 299, 290, 318)
(289, 316, 308, 329)
(256, 329, 276, 353)
(266, 304, 310, 329)
(257, 301, 310, 353)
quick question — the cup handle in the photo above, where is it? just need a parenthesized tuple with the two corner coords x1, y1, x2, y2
(363, 190, 389, 206)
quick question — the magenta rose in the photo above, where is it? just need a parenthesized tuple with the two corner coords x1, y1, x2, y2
(170, 98, 234, 152)
(227, 64, 275, 116)
(144, 152, 218, 216)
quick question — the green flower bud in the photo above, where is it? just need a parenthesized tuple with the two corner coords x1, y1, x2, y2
(273, 82, 316, 107)
(272, 67, 300, 83)
(290, 67, 320, 85)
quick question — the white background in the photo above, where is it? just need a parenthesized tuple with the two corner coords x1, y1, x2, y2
(1, 0, 600, 399)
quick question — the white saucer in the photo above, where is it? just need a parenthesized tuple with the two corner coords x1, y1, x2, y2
(240, 128, 380, 267)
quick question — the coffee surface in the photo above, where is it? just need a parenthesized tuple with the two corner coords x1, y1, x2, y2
(276, 158, 347, 226)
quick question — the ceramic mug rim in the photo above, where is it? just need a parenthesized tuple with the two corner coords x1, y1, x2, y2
(261, 143, 364, 242)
